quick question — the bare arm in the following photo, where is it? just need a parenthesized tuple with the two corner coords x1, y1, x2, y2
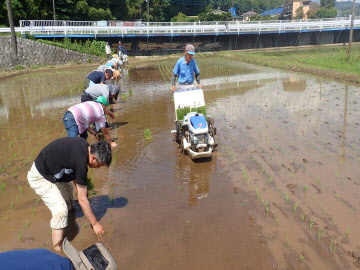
(100, 126, 117, 147)
(76, 184, 105, 236)
(171, 73, 177, 92)
(104, 108, 115, 119)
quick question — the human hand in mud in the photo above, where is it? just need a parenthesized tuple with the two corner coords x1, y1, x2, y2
(172, 85, 176, 92)
(93, 222, 105, 236)
(110, 142, 117, 147)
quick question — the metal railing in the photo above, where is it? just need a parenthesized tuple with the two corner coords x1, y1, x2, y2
(0, 17, 358, 37)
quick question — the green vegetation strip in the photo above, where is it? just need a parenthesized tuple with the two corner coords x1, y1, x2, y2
(176, 106, 206, 121)
(33, 38, 106, 57)
(219, 46, 360, 84)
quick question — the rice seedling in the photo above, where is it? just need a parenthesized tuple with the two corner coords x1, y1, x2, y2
(82, 220, 88, 229)
(121, 94, 128, 100)
(108, 218, 113, 224)
(329, 239, 337, 255)
(303, 184, 308, 193)
(284, 193, 289, 203)
(86, 177, 96, 197)
(273, 216, 280, 226)
(264, 201, 269, 215)
(9, 201, 13, 210)
(24, 219, 30, 228)
(298, 253, 305, 261)
(314, 177, 323, 188)
(317, 228, 325, 241)
(241, 167, 250, 184)
(255, 187, 259, 198)
(300, 214, 305, 221)
(17, 232, 23, 241)
(0, 182, 6, 190)
(339, 158, 344, 166)
(18, 185, 23, 193)
(285, 231, 290, 248)
(15, 195, 19, 202)
(345, 228, 350, 237)
(309, 219, 314, 230)
(312, 192, 317, 200)
(294, 202, 298, 212)
(34, 198, 40, 206)
(32, 208, 36, 215)
(144, 128, 152, 140)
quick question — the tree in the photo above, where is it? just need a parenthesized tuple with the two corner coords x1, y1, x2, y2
(320, 0, 335, 9)
(295, 6, 305, 19)
(307, 7, 337, 19)
(198, 11, 231, 21)
(170, 12, 195, 22)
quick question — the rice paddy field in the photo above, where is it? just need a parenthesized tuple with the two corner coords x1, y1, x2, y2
(0, 53, 359, 269)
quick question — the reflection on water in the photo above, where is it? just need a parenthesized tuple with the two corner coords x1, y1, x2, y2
(175, 155, 214, 206)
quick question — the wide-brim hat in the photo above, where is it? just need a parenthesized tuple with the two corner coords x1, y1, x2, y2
(63, 237, 117, 270)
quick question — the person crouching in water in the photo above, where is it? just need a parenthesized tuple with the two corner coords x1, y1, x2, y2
(27, 137, 112, 252)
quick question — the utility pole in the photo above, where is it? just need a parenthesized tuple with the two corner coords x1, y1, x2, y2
(346, 0, 356, 62)
(53, 0, 56, 20)
(6, 0, 17, 58)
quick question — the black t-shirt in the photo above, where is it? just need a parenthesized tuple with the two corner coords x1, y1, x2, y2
(34, 137, 89, 186)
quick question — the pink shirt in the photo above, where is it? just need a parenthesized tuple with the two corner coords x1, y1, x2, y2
(68, 101, 106, 134)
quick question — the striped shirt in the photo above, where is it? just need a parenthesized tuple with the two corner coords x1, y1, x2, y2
(68, 101, 106, 134)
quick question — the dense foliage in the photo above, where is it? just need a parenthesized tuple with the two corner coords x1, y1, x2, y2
(36, 38, 106, 57)
(335, 1, 360, 16)
(1, 0, 284, 26)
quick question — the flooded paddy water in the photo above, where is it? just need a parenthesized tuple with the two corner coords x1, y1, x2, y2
(0, 55, 359, 269)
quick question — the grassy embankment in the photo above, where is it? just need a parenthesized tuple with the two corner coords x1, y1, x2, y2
(219, 45, 360, 84)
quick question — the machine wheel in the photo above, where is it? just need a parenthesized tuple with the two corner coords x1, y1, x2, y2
(175, 121, 181, 144)
(207, 117, 216, 136)
(180, 136, 188, 155)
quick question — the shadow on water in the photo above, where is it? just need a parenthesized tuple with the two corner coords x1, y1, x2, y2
(74, 195, 128, 220)
(66, 196, 128, 241)
(109, 121, 128, 129)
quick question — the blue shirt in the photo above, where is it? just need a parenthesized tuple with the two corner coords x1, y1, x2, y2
(172, 56, 200, 84)
(0, 249, 74, 270)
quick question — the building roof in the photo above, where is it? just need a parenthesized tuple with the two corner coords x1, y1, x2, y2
(260, 7, 284, 16)
(242, 11, 257, 16)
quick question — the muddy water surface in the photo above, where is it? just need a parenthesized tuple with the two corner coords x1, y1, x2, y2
(0, 56, 359, 269)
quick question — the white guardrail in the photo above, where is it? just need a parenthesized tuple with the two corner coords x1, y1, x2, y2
(0, 18, 359, 36)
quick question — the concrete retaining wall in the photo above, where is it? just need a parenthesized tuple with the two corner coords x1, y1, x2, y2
(0, 36, 102, 70)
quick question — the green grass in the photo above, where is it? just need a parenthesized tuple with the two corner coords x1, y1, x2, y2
(222, 46, 360, 83)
